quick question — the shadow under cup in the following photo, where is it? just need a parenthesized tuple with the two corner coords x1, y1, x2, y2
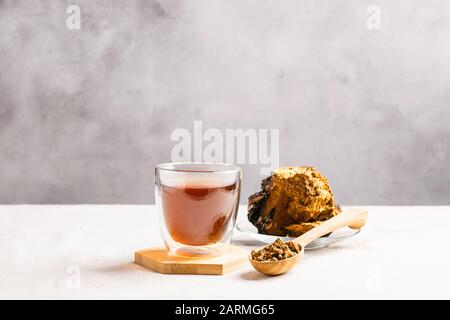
(155, 163, 241, 256)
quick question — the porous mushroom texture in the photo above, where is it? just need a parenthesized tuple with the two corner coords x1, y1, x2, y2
(248, 166, 340, 237)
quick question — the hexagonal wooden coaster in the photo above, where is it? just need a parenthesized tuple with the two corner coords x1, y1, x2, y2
(135, 245, 248, 275)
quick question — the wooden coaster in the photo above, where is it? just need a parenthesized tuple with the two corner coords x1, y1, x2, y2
(135, 245, 248, 275)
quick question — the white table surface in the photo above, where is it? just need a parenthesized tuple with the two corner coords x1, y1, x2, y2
(1, 205, 449, 299)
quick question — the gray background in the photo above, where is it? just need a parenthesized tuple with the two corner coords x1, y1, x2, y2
(0, 0, 449, 204)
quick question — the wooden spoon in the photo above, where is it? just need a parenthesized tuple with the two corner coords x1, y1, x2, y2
(249, 208, 368, 276)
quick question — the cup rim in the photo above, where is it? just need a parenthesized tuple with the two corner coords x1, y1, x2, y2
(156, 162, 241, 174)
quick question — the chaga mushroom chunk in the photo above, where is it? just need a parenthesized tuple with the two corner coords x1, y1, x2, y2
(247, 166, 340, 237)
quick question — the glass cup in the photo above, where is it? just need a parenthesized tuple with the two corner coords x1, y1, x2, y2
(155, 162, 241, 256)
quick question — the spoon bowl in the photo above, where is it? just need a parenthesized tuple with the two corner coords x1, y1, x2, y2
(249, 247, 304, 276)
(249, 208, 368, 276)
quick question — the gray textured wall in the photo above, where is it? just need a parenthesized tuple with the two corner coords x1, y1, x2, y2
(1, 0, 449, 204)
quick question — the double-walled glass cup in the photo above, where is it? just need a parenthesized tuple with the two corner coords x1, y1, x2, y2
(155, 163, 241, 256)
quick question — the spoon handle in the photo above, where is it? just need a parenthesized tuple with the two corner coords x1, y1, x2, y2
(294, 209, 368, 247)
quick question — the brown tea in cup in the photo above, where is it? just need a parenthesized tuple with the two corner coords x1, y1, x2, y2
(155, 163, 241, 256)
(161, 180, 239, 246)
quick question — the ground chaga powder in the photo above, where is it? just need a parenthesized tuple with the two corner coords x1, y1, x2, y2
(251, 238, 302, 262)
